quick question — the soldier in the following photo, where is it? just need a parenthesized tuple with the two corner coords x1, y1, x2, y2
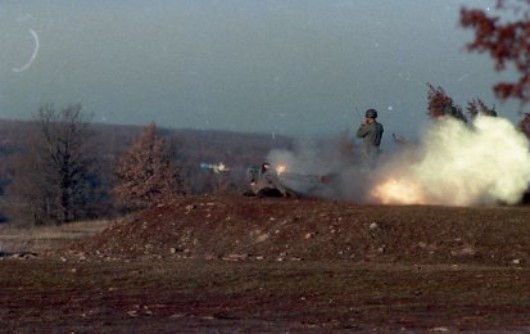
(356, 109, 384, 165)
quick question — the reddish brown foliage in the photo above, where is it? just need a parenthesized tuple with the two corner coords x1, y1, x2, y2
(427, 84, 452, 119)
(461, 1, 530, 103)
(113, 123, 184, 210)
(426, 84, 467, 122)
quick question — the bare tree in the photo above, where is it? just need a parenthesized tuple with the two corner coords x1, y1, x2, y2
(7, 104, 102, 225)
(113, 123, 183, 210)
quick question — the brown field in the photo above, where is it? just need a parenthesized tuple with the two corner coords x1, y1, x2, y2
(1, 195, 530, 333)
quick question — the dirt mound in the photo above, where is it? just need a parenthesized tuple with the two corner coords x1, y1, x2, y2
(68, 195, 530, 267)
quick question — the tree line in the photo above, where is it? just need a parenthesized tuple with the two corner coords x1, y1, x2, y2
(0, 106, 292, 226)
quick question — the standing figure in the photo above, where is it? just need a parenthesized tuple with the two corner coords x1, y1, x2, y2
(356, 109, 384, 165)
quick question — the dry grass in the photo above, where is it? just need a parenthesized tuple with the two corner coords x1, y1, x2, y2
(0, 219, 111, 253)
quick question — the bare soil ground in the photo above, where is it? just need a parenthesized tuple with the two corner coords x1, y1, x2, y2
(2, 195, 530, 333)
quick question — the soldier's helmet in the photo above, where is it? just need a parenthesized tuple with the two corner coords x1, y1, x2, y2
(365, 109, 378, 119)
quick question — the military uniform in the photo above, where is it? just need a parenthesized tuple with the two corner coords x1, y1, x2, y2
(356, 109, 384, 164)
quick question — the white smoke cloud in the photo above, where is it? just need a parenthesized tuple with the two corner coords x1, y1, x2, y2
(266, 116, 530, 206)
(372, 116, 530, 206)
(267, 138, 348, 176)
(266, 136, 358, 198)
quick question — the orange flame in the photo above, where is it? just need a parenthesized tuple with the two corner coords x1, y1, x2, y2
(371, 177, 428, 205)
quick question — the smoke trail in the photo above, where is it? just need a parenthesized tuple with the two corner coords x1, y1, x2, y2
(372, 116, 530, 206)
(13, 29, 39, 73)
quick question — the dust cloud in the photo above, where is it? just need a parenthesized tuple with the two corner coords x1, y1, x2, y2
(267, 116, 530, 206)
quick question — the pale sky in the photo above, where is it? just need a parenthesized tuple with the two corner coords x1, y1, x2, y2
(0, 1, 517, 141)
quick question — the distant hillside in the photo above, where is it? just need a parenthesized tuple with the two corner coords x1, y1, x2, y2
(0, 118, 293, 223)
